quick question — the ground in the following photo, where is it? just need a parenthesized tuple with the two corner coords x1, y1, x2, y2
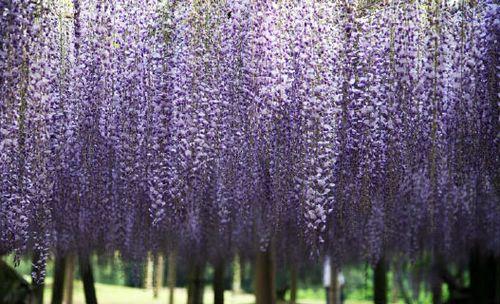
(41, 280, 373, 304)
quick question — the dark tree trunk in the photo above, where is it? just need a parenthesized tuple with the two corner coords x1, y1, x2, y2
(431, 278, 442, 304)
(64, 254, 75, 304)
(167, 251, 177, 304)
(32, 282, 44, 304)
(395, 262, 412, 304)
(469, 249, 496, 304)
(374, 259, 387, 304)
(213, 260, 225, 304)
(51, 255, 67, 304)
(240, 256, 247, 292)
(496, 256, 500, 304)
(255, 249, 275, 304)
(79, 253, 98, 304)
(469, 248, 483, 304)
(187, 263, 204, 304)
(391, 261, 399, 304)
(328, 261, 339, 304)
(484, 255, 497, 304)
(290, 263, 297, 304)
(431, 255, 443, 304)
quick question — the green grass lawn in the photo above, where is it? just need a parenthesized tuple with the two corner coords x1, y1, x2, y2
(41, 280, 373, 304)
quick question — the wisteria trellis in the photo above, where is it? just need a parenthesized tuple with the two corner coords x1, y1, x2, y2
(0, 0, 498, 283)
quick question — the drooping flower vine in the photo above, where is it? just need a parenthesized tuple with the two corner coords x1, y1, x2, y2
(0, 0, 498, 282)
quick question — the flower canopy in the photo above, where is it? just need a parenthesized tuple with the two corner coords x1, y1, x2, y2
(0, 0, 498, 283)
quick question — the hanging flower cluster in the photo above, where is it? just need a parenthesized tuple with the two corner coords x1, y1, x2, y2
(0, 0, 498, 282)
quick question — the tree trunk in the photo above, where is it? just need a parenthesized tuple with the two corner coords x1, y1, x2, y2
(395, 262, 412, 304)
(328, 262, 339, 304)
(32, 279, 44, 304)
(374, 259, 387, 304)
(167, 251, 177, 304)
(391, 262, 399, 304)
(213, 261, 225, 304)
(254, 249, 275, 304)
(431, 279, 442, 304)
(187, 263, 205, 304)
(496, 256, 500, 304)
(145, 252, 154, 290)
(431, 258, 442, 304)
(51, 255, 67, 304)
(154, 254, 165, 298)
(469, 249, 496, 304)
(232, 254, 242, 294)
(290, 263, 297, 304)
(483, 254, 496, 304)
(31, 252, 44, 304)
(79, 253, 98, 304)
(64, 255, 75, 304)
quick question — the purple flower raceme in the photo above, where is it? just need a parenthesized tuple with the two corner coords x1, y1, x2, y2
(0, 0, 498, 281)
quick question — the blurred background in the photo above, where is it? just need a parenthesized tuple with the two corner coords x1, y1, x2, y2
(2, 251, 494, 304)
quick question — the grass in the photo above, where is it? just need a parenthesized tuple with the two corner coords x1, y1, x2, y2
(42, 281, 252, 304)
(40, 280, 373, 304)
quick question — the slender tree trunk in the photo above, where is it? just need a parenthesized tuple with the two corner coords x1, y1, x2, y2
(240, 257, 246, 291)
(431, 258, 442, 304)
(374, 259, 387, 304)
(431, 279, 442, 304)
(254, 248, 276, 304)
(495, 256, 500, 304)
(187, 263, 205, 304)
(232, 254, 242, 294)
(391, 262, 399, 304)
(145, 252, 154, 290)
(64, 255, 75, 304)
(32, 279, 44, 304)
(167, 251, 177, 304)
(31, 252, 44, 304)
(391, 281, 399, 303)
(154, 254, 165, 298)
(484, 254, 497, 304)
(470, 248, 497, 304)
(395, 262, 412, 304)
(79, 253, 97, 304)
(469, 248, 484, 304)
(213, 260, 225, 304)
(52, 255, 67, 304)
(290, 263, 297, 304)
(328, 262, 339, 304)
